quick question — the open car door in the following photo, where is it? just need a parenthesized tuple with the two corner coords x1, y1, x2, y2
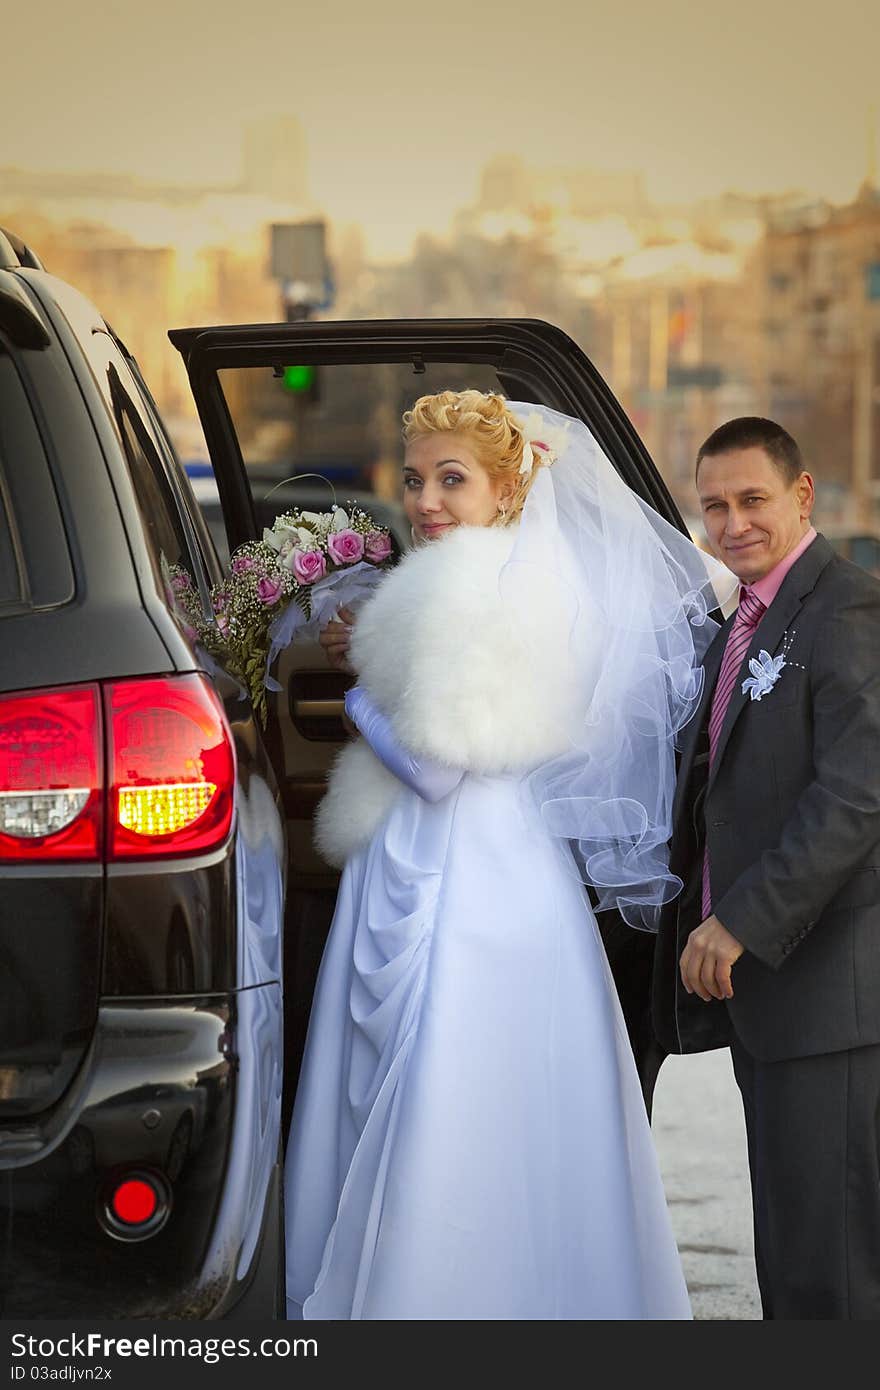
(169, 316, 685, 1116)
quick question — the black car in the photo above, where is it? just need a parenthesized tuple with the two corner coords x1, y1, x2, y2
(0, 229, 286, 1318)
(1, 228, 689, 1318)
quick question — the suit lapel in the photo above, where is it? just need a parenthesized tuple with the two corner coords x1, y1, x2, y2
(706, 533, 835, 793)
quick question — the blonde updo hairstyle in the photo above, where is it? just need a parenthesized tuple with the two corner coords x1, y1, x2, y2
(402, 389, 543, 526)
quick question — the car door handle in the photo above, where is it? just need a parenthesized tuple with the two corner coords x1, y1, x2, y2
(288, 671, 352, 741)
(292, 698, 346, 720)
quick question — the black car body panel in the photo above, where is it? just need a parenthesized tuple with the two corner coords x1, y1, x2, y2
(2, 865, 102, 1115)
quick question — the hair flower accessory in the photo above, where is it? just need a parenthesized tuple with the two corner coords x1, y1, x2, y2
(741, 649, 786, 701)
(513, 410, 571, 476)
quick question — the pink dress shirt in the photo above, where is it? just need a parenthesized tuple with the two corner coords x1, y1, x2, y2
(747, 526, 817, 610)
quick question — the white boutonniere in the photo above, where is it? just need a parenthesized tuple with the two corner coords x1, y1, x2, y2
(742, 649, 786, 701)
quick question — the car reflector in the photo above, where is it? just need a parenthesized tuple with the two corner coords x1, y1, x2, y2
(100, 1169, 172, 1241)
(111, 1177, 158, 1225)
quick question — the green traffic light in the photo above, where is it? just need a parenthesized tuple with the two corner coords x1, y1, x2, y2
(282, 364, 316, 393)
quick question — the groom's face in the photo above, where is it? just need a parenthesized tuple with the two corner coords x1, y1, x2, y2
(697, 447, 814, 584)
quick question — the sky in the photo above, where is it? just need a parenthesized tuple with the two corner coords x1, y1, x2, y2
(3, 0, 878, 257)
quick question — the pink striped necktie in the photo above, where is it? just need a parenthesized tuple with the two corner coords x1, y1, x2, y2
(708, 586, 767, 763)
(701, 585, 766, 919)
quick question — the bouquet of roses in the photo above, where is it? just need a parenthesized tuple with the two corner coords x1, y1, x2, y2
(201, 502, 393, 726)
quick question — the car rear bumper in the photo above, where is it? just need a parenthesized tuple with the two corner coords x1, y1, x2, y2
(0, 986, 282, 1318)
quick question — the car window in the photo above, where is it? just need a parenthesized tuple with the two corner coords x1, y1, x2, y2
(0, 345, 74, 614)
(124, 356, 224, 588)
(86, 333, 208, 632)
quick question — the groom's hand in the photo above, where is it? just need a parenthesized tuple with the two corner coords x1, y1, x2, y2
(680, 916, 745, 1002)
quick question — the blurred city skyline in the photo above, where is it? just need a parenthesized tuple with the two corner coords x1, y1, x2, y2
(4, 0, 880, 548)
(3, 0, 879, 259)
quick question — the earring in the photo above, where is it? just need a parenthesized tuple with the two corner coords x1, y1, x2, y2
(498, 500, 508, 519)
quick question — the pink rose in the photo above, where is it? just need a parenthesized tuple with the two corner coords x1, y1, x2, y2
(364, 528, 392, 563)
(216, 612, 230, 636)
(231, 554, 256, 576)
(172, 572, 193, 593)
(327, 529, 365, 566)
(212, 590, 230, 613)
(257, 575, 284, 606)
(290, 547, 327, 585)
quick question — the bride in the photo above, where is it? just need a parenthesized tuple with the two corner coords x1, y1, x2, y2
(283, 390, 731, 1320)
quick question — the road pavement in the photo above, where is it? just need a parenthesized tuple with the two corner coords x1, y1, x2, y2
(651, 1047, 762, 1320)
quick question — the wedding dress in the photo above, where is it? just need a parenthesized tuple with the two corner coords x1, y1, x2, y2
(283, 408, 729, 1320)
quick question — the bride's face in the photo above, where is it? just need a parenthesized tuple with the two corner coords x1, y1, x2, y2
(403, 433, 509, 542)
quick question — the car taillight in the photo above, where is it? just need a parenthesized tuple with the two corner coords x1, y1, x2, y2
(105, 674, 235, 860)
(0, 684, 102, 862)
(0, 675, 235, 863)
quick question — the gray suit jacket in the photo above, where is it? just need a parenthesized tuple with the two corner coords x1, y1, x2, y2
(652, 534, 880, 1062)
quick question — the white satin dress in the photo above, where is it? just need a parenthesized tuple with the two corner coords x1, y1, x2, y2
(283, 770, 692, 1320)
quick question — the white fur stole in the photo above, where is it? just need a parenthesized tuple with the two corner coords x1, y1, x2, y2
(314, 524, 584, 867)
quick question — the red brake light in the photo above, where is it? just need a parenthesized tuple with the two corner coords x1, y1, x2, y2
(105, 674, 235, 860)
(0, 684, 102, 862)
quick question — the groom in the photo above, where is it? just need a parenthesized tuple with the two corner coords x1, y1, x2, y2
(651, 417, 880, 1319)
